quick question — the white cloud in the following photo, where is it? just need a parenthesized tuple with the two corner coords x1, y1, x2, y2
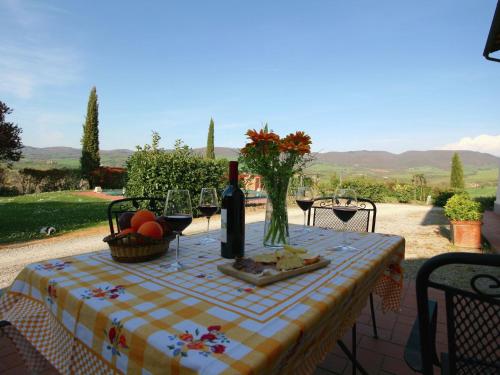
(441, 134, 500, 156)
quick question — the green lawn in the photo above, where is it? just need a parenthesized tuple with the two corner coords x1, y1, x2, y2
(466, 186, 497, 198)
(0, 192, 109, 245)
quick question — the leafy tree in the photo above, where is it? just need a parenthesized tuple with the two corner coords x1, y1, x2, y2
(411, 173, 427, 201)
(0, 101, 23, 166)
(450, 152, 464, 190)
(80, 86, 100, 180)
(206, 118, 215, 159)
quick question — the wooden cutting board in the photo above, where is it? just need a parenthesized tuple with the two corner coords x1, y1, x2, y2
(217, 257, 331, 286)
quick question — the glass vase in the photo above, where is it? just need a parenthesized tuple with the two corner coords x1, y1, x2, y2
(263, 193, 290, 248)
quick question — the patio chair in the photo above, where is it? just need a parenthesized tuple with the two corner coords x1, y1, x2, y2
(404, 252, 500, 375)
(307, 196, 377, 375)
(307, 196, 378, 338)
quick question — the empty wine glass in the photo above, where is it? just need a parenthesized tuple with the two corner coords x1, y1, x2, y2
(295, 186, 314, 232)
(332, 188, 358, 251)
(198, 188, 219, 243)
(164, 189, 193, 271)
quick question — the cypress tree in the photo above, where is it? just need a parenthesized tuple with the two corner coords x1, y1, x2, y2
(80, 86, 100, 180)
(206, 118, 215, 159)
(450, 152, 464, 190)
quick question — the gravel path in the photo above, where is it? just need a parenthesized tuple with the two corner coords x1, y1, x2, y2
(0, 204, 451, 288)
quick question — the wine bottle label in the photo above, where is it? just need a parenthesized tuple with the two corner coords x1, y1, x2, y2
(220, 209, 227, 243)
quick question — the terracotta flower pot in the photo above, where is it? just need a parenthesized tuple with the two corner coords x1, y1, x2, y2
(450, 220, 482, 249)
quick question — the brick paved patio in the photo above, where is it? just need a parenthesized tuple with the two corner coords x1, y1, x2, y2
(1, 280, 447, 375)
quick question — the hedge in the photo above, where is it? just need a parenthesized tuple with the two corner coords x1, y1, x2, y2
(125, 140, 228, 214)
(432, 188, 456, 207)
(18, 168, 81, 194)
(339, 178, 390, 202)
(90, 166, 127, 189)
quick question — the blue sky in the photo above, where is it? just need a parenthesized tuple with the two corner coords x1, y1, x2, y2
(1, 0, 500, 155)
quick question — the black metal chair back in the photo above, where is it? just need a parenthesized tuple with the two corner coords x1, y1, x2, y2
(416, 253, 500, 375)
(307, 197, 376, 233)
(107, 197, 165, 235)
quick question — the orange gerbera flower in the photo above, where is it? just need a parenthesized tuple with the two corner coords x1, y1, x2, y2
(279, 131, 312, 155)
(246, 129, 280, 143)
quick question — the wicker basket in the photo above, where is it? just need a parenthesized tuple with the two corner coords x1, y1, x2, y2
(103, 232, 175, 263)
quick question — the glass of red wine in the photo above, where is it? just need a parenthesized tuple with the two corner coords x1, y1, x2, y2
(198, 188, 219, 243)
(164, 189, 193, 271)
(332, 188, 358, 251)
(295, 186, 314, 232)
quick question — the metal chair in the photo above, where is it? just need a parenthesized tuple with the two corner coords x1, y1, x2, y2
(307, 196, 376, 233)
(307, 197, 377, 375)
(404, 253, 500, 374)
(307, 196, 378, 338)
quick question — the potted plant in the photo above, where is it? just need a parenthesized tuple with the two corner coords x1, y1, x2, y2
(444, 193, 483, 249)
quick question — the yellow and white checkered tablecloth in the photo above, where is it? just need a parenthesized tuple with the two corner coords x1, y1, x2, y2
(0, 223, 404, 375)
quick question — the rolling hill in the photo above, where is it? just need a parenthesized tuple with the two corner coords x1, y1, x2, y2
(15, 146, 499, 185)
(314, 150, 499, 170)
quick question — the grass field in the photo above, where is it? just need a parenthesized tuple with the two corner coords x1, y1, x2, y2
(305, 162, 498, 187)
(466, 186, 497, 198)
(0, 192, 109, 244)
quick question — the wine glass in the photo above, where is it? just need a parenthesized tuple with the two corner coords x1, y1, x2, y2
(295, 186, 314, 232)
(164, 189, 193, 271)
(332, 188, 358, 251)
(198, 188, 219, 243)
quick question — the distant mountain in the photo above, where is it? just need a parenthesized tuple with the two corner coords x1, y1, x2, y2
(17, 146, 499, 176)
(314, 150, 500, 170)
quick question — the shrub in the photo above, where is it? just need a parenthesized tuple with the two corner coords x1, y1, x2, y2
(0, 167, 18, 195)
(339, 178, 389, 202)
(90, 166, 126, 189)
(0, 167, 18, 196)
(432, 188, 456, 207)
(125, 138, 228, 215)
(444, 193, 483, 222)
(18, 168, 80, 194)
(393, 183, 414, 203)
(474, 196, 495, 211)
(382, 195, 399, 203)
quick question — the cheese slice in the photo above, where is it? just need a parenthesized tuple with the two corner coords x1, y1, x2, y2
(253, 253, 279, 263)
(276, 253, 304, 271)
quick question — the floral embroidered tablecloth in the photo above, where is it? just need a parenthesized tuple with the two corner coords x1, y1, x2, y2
(0, 223, 404, 374)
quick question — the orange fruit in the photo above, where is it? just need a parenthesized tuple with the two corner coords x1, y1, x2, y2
(117, 227, 135, 238)
(131, 210, 156, 231)
(137, 221, 164, 240)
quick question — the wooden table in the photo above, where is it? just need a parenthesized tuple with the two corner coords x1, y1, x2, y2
(0, 223, 404, 374)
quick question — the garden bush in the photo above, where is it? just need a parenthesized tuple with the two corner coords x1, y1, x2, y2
(18, 168, 80, 194)
(0, 184, 18, 196)
(126, 137, 228, 215)
(90, 166, 127, 189)
(339, 178, 390, 202)
(474, 196, 496, 211)
(432, 188, 456, 207)
(444, 193, 482, 221)
(0, 167, 18, 196)
(392, 183, 414, 203)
